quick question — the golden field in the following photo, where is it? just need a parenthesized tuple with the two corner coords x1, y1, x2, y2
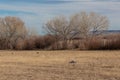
(0, 51, 120, 80)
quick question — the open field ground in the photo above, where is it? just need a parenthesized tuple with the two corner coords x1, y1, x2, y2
(0, 51, 120, 80)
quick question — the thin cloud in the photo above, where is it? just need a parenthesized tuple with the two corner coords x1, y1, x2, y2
(0, 1, 119, 34)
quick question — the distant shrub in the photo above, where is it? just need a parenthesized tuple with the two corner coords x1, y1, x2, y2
(1, 32, 120, 50)
(23, 38, 36, 50)
(87, 38, 103, 50)
(34, 34, 56, 49)
(86, 35, 120, 50)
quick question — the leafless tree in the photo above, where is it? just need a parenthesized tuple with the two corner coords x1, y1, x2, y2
(44, 11, 109, 49)
(70, 12, 90, 39)
(0, 16, 27, 49)
(70, 12, 109, 38)
(89, 12, 109, 36)
(44, 16, 75, 49)
(70, 12, 109, 49)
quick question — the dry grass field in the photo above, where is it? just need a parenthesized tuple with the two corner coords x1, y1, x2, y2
(0, 51, 120, 80)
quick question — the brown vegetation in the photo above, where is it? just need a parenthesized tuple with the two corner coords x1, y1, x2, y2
(86, 34, 120, 50)
(0, 12, 119, 50)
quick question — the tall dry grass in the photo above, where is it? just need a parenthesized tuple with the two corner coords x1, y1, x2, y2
(86, 34, 120, 50)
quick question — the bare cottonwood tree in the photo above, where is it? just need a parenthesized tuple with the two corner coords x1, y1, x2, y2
(69, 12, 109, 50)
(44, 16, 75, 48)
(0, 16, 27, 49)
(70, 12, 90, 39)
(89, 12, 109, 36)
(70, 12, 109, 38)
(44, 11, 109, 49)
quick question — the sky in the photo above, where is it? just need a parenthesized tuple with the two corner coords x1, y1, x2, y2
(0, 0, 120, 34)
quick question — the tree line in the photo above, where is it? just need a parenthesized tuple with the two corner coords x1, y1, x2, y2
(44, 12, 109, 49)
(0, 11, 120, 50)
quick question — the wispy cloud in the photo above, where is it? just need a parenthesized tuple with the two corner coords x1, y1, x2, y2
(0, 0, 119, 34)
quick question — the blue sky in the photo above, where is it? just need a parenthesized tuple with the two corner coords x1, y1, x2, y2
(0, 0, 120, 34)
